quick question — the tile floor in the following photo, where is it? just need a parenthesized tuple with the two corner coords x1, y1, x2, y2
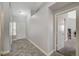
(5, 39, 45, 56)
(3, 39, 63, 56)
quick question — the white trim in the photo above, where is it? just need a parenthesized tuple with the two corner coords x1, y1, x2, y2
(27, 38, 48, 56)
(27, 38, 55, 56)
(55, 6, 79, 16)
(13, 37, 26, 41)
(48, 50, 55, 56)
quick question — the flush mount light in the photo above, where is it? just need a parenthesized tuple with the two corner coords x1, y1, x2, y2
(17, 10, 27, 16)
(19, 10, 25, 15)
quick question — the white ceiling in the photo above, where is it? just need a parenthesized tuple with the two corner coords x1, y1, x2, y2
(10, 2, 44, 15)
(11, 2, 43, 10)
(49, 2, 73, 11)
(68, 10, 76, 19)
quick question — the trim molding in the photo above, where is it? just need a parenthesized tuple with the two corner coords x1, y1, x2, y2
(48, 50, 54, 56)
(27, 38, 54, 56)
(27, 39, 48, 56)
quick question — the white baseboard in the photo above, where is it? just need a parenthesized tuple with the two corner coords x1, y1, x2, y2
(16, 36, 26, 40)
(13, 37, 26, 41)
(27, 39, 48, 56)
(48, 49, 56, 56)
(48, 50, 54, 56)
(27, 38, 55, 56)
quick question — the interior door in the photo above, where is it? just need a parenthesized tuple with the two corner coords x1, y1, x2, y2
(56, 14, 66, 50)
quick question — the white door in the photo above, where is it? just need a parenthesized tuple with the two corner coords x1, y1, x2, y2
(56, 14, 66, 50)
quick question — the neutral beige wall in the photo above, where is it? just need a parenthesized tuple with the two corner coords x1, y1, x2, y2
(0, 3, 5, 53)
(0, 5, 2, 53)
(76, 8, 79, 56)
(2, 2, 11, 52)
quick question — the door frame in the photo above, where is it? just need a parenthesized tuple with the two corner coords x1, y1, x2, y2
(54, 4, 79, 55)
(56, 13, 67, 51)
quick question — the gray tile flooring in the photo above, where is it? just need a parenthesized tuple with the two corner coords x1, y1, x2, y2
(4, 39, 62, 56)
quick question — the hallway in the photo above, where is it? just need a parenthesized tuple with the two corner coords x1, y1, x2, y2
(0, 2, 79, 56)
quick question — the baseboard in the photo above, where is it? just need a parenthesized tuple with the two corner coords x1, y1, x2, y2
(48, 50, 54, 56)
(27, 39, 49, 56)
(13, 37, 26, 41)
(48, 49, 56, 56)
(16, 37, 26, 40)
(27, 38, 55, 56)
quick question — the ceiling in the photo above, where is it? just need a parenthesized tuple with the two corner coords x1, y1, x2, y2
(49, 2, 73, 11)
(10, 2, 46, 16)
(68, 10, 76, 19)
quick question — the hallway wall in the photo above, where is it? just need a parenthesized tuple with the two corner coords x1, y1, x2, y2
(66, 11, 76, 39)
(0, 3, 2, 52)
(76, 8, 79, 56)
(29, 6, 53, 54)
(2, 2, 11, 52)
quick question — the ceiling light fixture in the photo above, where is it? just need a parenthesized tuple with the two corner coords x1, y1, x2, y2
(17, 10, 27, 16)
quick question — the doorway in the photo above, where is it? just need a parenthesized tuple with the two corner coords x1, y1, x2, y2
(56, 10, 76, 56)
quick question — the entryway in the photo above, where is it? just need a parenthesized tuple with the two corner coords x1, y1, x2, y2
(56, 10, 76, 56)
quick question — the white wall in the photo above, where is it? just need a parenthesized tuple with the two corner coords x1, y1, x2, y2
(76, 7, 79, 56)
(66, 11, 76, 39)
(0, 3, 2, 52)
(29, 6, 53, 54)
(2, 2, 11, 52)
(66, 18, 76, 39)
